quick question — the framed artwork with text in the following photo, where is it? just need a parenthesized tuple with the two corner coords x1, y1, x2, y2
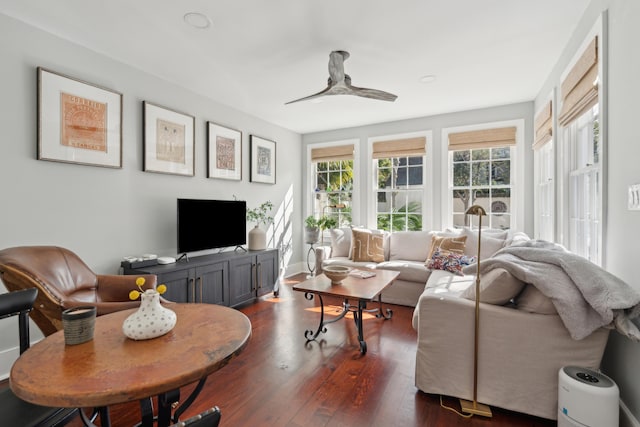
(207, 121, 242, 180)
(37, 67, 123, 168)
(250, 135, 276, 184)
(143, 101, 195, 176)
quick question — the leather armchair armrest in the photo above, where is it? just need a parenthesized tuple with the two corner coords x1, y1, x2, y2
(95, 274, 158, 302)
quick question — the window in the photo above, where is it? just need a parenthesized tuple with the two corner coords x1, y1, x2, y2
(534, 142, 554, 241)
(371, 136, 427, 232)
(312, 159, 353, 227)
(375, 156, 424, 231)
(564, 105, 601, 264)
(446, 125, 518, 230)
(451, 147, 513, 229)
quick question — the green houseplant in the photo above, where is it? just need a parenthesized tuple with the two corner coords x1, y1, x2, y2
(246, 201, 273, 250)
(304, 216, 320, 244)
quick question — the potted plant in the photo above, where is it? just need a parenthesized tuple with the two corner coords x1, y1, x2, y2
(246, 201, 273, 250)
(304, 216, 321, 244)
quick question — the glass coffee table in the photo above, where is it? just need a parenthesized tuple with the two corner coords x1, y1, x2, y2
(293, 269, 399, 354)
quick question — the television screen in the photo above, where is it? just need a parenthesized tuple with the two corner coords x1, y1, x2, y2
(177, 199, 246, 253)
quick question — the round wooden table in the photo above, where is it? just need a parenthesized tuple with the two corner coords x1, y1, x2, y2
(10, 303, 251, 426)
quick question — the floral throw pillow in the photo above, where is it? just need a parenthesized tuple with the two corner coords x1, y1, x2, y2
(426, 250, 476, 276)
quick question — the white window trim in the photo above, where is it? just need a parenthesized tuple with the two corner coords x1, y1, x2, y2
(440, 119, 525, 231)
(557, 13, 607, 266)
(533, 90, 556, 241)
(366, 131, 433, 231)
(305, 138, 360, 225)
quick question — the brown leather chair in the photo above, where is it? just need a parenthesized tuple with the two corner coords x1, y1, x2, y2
(0, 246, 157, 336)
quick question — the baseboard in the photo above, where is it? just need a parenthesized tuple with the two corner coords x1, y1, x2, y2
(621, 399, 640, 427)
(0, 345, 20, 381)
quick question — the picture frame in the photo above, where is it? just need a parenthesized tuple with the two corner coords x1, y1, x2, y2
(207, 122, 242, 180)
(37, 67, 123, 168)
(250, 135, 276, 184)
(143, 101, 195, 176)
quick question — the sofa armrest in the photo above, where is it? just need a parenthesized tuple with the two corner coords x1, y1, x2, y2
(413, 292, 609, 419)
(314, 246, 331, 275)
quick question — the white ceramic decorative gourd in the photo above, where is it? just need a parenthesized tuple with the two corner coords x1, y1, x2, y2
(122, 289, 176, 340)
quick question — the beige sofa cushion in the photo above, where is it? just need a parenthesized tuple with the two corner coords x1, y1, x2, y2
(460, 267, 526, 304)
(351, 228, 385, 262)
(329, 227, 352, 258)
(389, 231, 432, 262)
(377, 260, 431, 283)
(462, 227, 506, 260)
(516, 285, 558, 314)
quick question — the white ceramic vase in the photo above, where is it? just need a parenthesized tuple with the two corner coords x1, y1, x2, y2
(123, 289, 176, 340)
(248, 225, 266, 250)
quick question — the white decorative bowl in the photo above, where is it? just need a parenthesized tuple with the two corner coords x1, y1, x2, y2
(323, 265, 351, 284)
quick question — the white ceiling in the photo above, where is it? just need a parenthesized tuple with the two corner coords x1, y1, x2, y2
(1, 0, 590, 134)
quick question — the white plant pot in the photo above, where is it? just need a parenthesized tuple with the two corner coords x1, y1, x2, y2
(248, 225, 267, 250)
(123, 290, 176, 340)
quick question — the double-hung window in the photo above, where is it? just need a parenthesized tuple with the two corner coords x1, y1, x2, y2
(533, 100, 554, 241)
(310, 144, 354, 227)
(448, 126, 517, 230)
(372, 137, 426, 232)
(558, 35, 603, 265)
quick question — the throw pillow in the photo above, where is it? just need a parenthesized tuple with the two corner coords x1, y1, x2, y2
(460, 267, 526, 304)
(515, 285, 558, 314)
(351, 228, 385, 262)
(389, 231, 432, 262)
(461, 227, 506, 260)
(426, 250, 475, 276)
(426, 235, 467, 261)
(329, 227, 352, 258)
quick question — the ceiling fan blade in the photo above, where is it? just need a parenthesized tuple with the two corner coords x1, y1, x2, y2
(347, 85, 398, 102)
(284, 85, 332, 105)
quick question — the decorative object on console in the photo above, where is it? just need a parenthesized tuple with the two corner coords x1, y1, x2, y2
(123, 278, 175, 340)
(246, 200, 274, 250)
(322, 265, 351, 285)
(207, 121, 242, 181)
(143, 101, 195, 176)
(459, 204, 492, 417)
(37, 67, 123, 168)
(250, 135, 276, 184)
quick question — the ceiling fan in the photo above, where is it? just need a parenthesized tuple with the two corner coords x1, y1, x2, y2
(285, 50, 398, 105)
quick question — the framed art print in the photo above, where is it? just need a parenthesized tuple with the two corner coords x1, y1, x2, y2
(37, 67, 123, 168)
(143, 101, 195, 176)
(207, 121, 242, 180)
(250, 135, 276, 184)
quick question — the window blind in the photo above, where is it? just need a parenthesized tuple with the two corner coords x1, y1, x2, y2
(371, 136, 426, 159)
(448, 126, 516, 151)
(559, 37, 598, 127)
(310, 144, 354, 162)
(533, 101, 553, 150)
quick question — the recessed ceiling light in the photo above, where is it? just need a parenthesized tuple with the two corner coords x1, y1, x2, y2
(420, 75, 437, 83)
(183, 12, 212, 29)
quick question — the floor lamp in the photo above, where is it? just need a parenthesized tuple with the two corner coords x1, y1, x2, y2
(459, 204, 493, 418)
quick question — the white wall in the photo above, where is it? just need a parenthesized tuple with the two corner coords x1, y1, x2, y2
(0, 14, 303, 377)
(534, 1, 640, 425)
(302, 102, 535, 236)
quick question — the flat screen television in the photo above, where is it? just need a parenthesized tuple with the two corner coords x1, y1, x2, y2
(177, 199, 246, 254)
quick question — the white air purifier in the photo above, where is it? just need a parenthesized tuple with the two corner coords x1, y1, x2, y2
(558, 366, 619, 427)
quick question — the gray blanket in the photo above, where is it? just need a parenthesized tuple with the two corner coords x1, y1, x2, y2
(463, 240, 640, 341)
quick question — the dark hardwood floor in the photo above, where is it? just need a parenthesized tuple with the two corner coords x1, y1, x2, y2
(55, 274, 554, 426)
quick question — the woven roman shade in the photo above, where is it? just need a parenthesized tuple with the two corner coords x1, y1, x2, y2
(559, 37, 598, 127)
(448, 127, 516, 151)
(372, 136, 426, 159)
(311, 144, 354, 162)
(533, 101, 553, 150)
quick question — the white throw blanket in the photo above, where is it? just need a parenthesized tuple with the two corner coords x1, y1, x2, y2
(463, 240, 640, 341)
